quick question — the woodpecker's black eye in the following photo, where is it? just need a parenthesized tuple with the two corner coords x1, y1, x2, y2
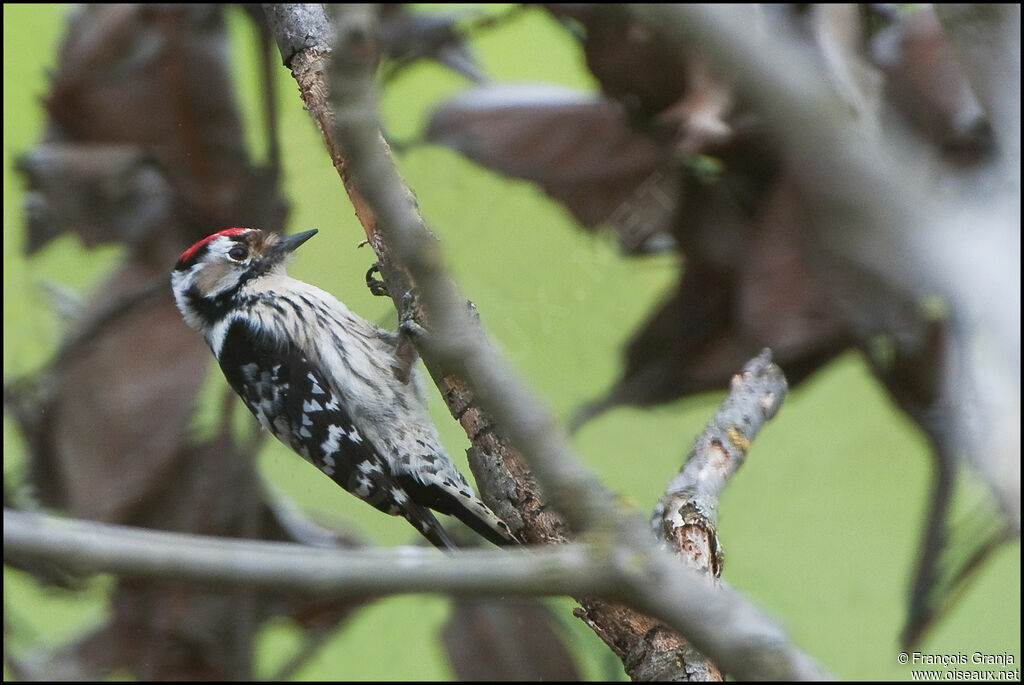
(228, 245, 248, 261)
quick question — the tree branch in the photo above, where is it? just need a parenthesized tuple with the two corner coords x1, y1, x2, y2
(608, 350, 787, 681)
(259, 4, 829, 679)
(262, 1, 568, 546)
(654, 349, 788, 562)
(3, 509, 609, 598)
(4, 507, 828, 680)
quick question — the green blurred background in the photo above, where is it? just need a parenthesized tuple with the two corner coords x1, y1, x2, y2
(3, 4, 1019, 680)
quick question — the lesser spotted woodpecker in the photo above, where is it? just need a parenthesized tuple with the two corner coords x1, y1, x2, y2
(171, 227, 515, 549)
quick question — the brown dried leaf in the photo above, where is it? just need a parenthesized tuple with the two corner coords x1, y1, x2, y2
(545, 4, 690, 118)
(34, 4, 285, 251)
(871, 6, 993, 162)
(18, 144, 175, 254)
(427, 84, 676, 253)
(379, 4, 486, 83)
(29, 262, 209, 523)
(575, 177, 854, 426)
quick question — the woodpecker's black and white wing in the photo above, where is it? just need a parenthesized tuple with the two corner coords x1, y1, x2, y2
(267, 288, 518, 549)
(217, 317, 458, 549)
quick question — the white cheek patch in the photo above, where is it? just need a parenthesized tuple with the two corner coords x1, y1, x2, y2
(195, 260, 233, 297)
(170, 271, 190, 308)
(215, 268, 245, 296)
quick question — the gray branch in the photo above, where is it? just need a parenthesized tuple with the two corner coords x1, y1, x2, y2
(3, 509, 608, 597)
(4, 507, 829, 680)
(262, 3, 335, 67)
(632, 350, 789, 680)
(313, 4, 828, 679)
(254, 3, 832, 679)
(654, 349, 789, 555)
(630, 2, 1020, 543)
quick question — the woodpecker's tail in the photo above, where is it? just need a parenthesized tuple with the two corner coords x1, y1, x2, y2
(448, 498, 520, 548)
(398, 474, 518, 548)
(404, 503, 458, 551)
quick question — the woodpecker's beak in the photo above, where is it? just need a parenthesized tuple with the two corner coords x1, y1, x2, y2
(268, 229, 318, 262)
(280, 229, 318, 253)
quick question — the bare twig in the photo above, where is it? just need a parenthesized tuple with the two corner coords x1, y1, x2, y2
(654, 349, 788, 565)
(378, 4, 528, 85)
(269, 623, 338, 682)
(623, 350, 788, 681)
(257, 13, 282, 176)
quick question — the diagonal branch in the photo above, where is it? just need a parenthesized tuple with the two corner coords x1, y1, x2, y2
(263, 1, 568, 546)
(260, 4, 829, 679)
(615, 350, 789, 680)
(654, 349, 789, 560)
(629, 4, 1021, 646)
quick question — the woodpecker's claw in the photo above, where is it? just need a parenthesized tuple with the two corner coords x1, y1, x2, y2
(366, 263, 389, 297)
(399, 291, 427, 339)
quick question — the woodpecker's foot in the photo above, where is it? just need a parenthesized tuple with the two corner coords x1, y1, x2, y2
(366, 263, 389, 297)
(393, 292, 424, 383)
(398, 291, 428, 339)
